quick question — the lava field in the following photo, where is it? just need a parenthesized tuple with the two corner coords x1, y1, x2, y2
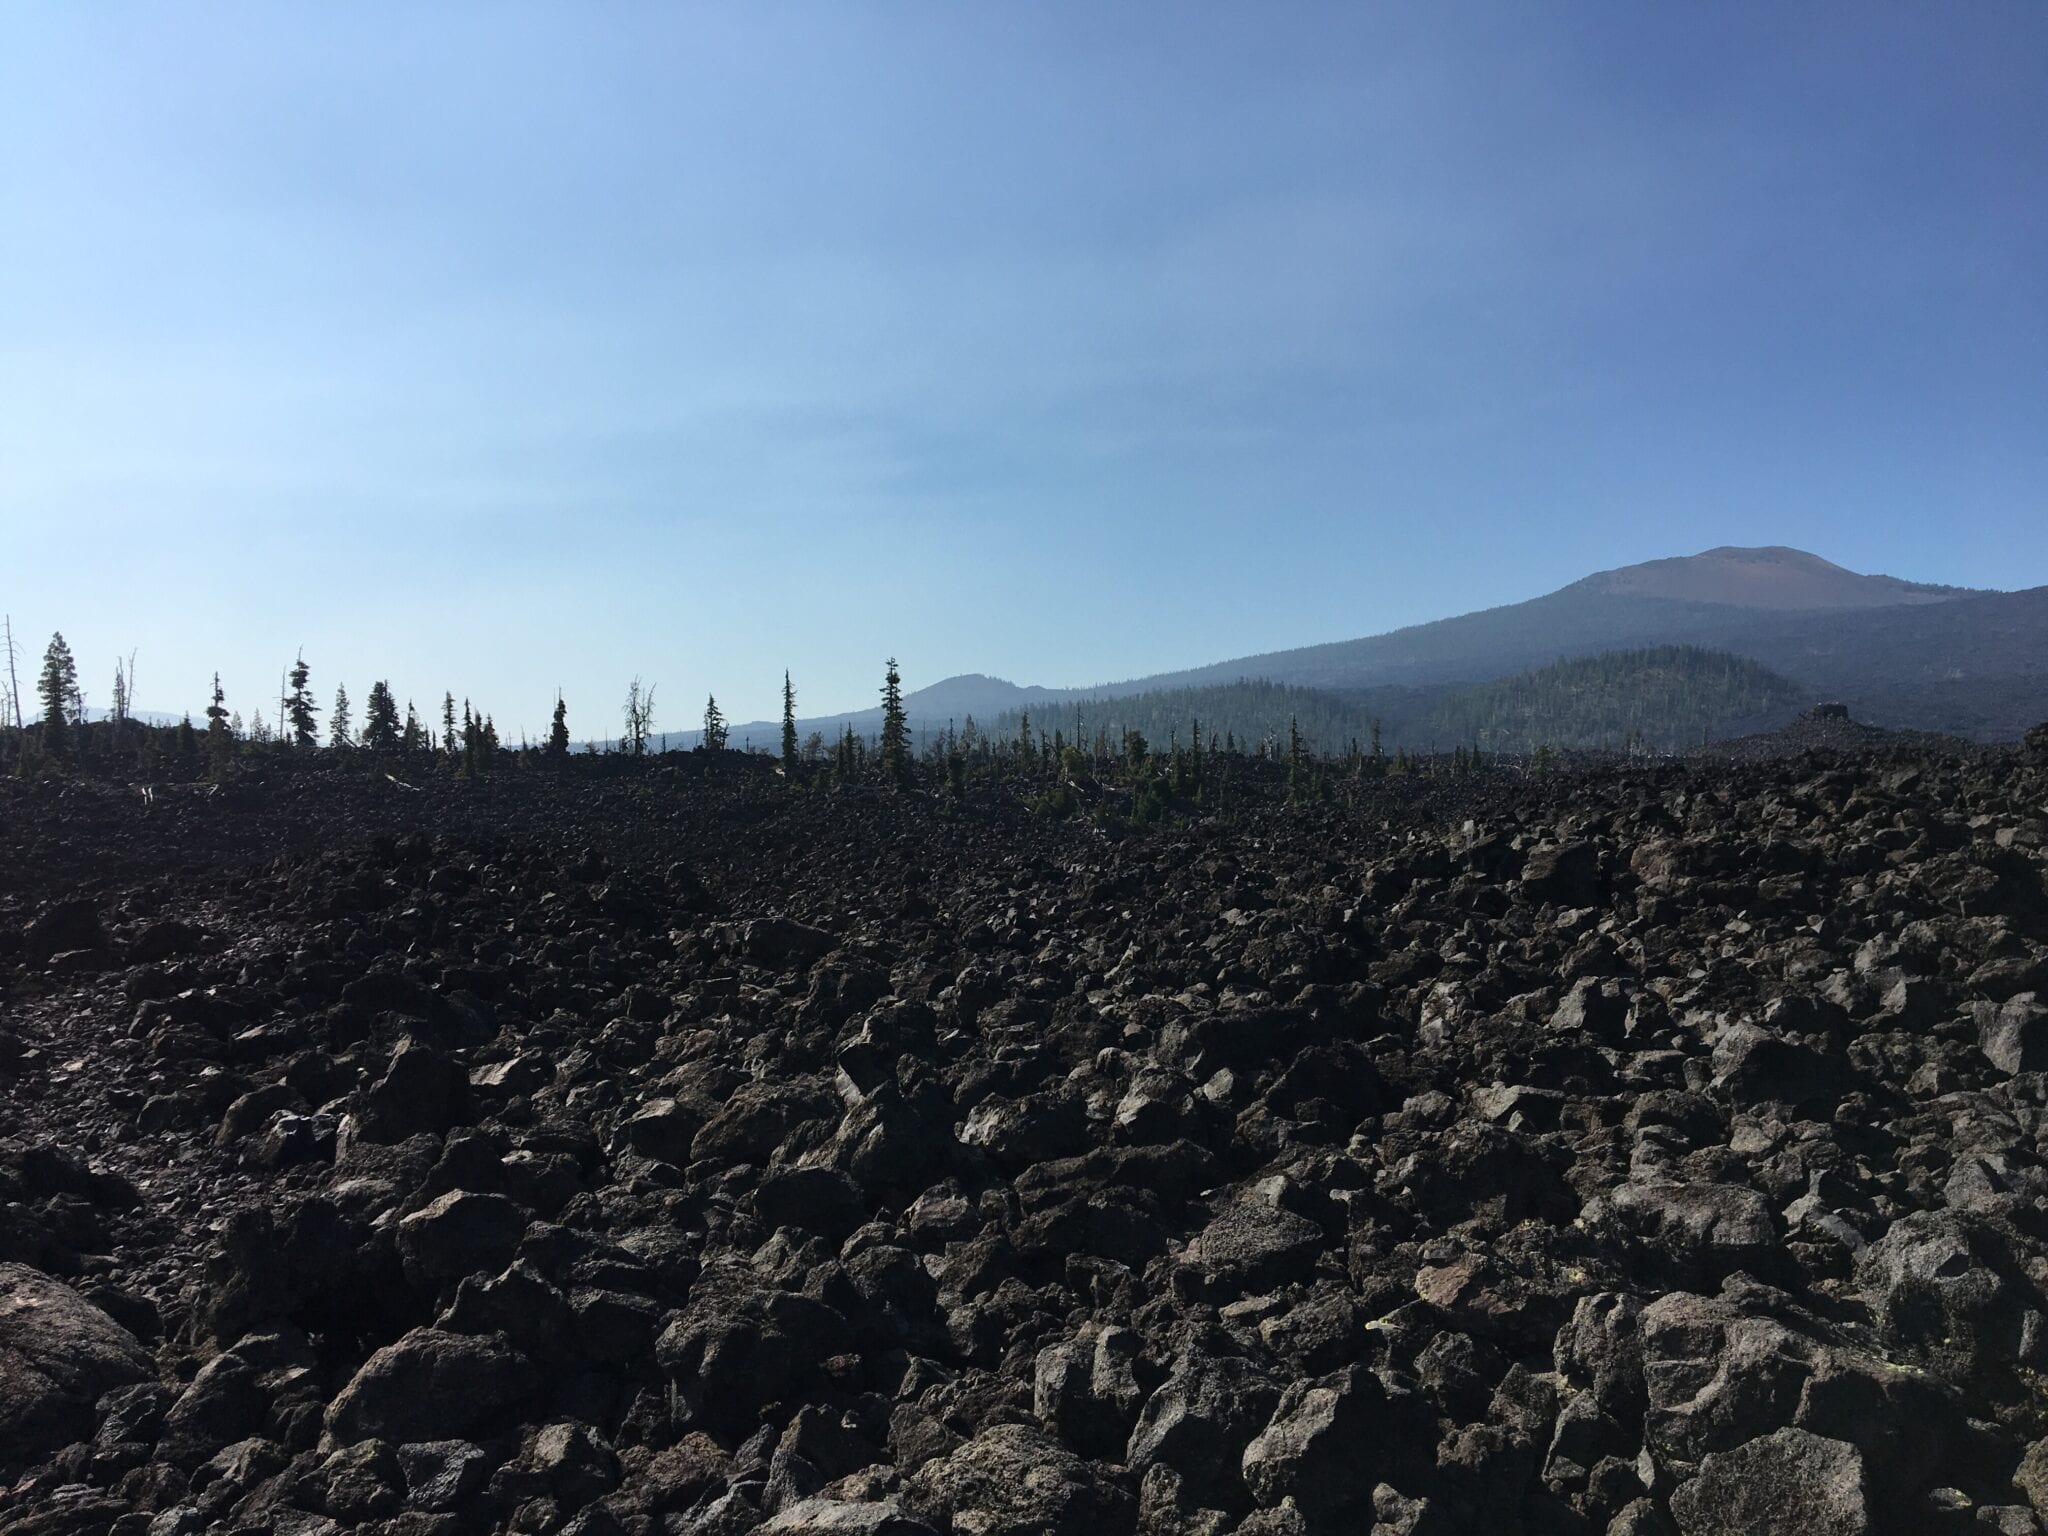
(5, 740, 2048, 1536)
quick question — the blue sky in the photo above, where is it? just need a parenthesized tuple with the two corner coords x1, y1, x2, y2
(3, 3, 2043, 736)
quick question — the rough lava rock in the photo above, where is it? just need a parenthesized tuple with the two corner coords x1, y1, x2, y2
(1, 734, 2045, 1533)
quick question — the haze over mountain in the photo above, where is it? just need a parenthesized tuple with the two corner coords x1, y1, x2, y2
(696, 546, 2044, 749)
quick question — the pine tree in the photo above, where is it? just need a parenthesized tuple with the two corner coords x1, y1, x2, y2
(286, 653, 317, 749)
(402, 702, 425, 754)
(362, 680, 400, 750)
(36, 632, 78, 756)
(879, 659, 910, 785)
(206, 673, 232, 773)
(701, 695, 728, 751)
(547, 694, 570, 757)
(441, 692, 458, 756)
(329, 685, 352, 748)
(205, 673, 229, 736)
(780, 671, 798, 772)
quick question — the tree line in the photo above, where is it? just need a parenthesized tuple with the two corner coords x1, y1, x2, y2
(9, 623, 1775, 829)
(0, 624, 922, 788)
(0, 625, 534, 781)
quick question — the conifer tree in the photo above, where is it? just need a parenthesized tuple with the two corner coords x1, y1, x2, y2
(547, 694, 570, 757)
(285, 654, 317, 749)
(37, 632, 78, 756)
(205, 673, 229, 735)
(206, 673, 232, 773)
(441, 692, 458, 756)
(879, 659, 910, 785)
(362, 681, 400, 750)
(330, 685, 352, 748)
(780, 672, 798, 771)
(402, 702, 425, 755)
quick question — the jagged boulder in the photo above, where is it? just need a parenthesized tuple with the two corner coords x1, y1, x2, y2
(0, 1263, 153, 1470)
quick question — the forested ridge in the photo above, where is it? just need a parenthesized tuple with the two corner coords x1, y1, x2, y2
(977, 646, 1811, 757)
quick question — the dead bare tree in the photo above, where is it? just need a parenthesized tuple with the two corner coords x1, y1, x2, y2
(621, 677, 657, 757)
(2, 615, 21, 730)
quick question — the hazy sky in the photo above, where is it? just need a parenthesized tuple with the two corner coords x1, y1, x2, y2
(4, 4, 2044, 735)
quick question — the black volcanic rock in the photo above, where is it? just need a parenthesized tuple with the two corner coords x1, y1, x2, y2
(3, 737, 2047, 1533)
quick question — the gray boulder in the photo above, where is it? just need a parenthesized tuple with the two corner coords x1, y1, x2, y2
(1669, 1428, 1869, 1536)
(0, 1263, 154, 1470)
(1127, 1351, 1280, 1512)
(1033, 1326, 1144, 1459)
(1184, 1197, 1325, 1296)
(1980, 995, 2048, 1076)
(322, 1328, 535, 1447)
(1240, 1375, 1384, 1516)
(396, 1189, 527, 1286)
(759, 1497, 940, 1534)
(908, 1422, 1132, 1536)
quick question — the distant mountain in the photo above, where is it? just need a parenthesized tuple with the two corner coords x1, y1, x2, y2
(1023, 547, 2043, 741)
(900, 673, 1068, 717)
(82, 707, 185, 728)
(656, 672, 1063, 755)
(648, 547, 2046, 750)
(1062, 546, 1986, 698)
(1567, 545, 1963, 610)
